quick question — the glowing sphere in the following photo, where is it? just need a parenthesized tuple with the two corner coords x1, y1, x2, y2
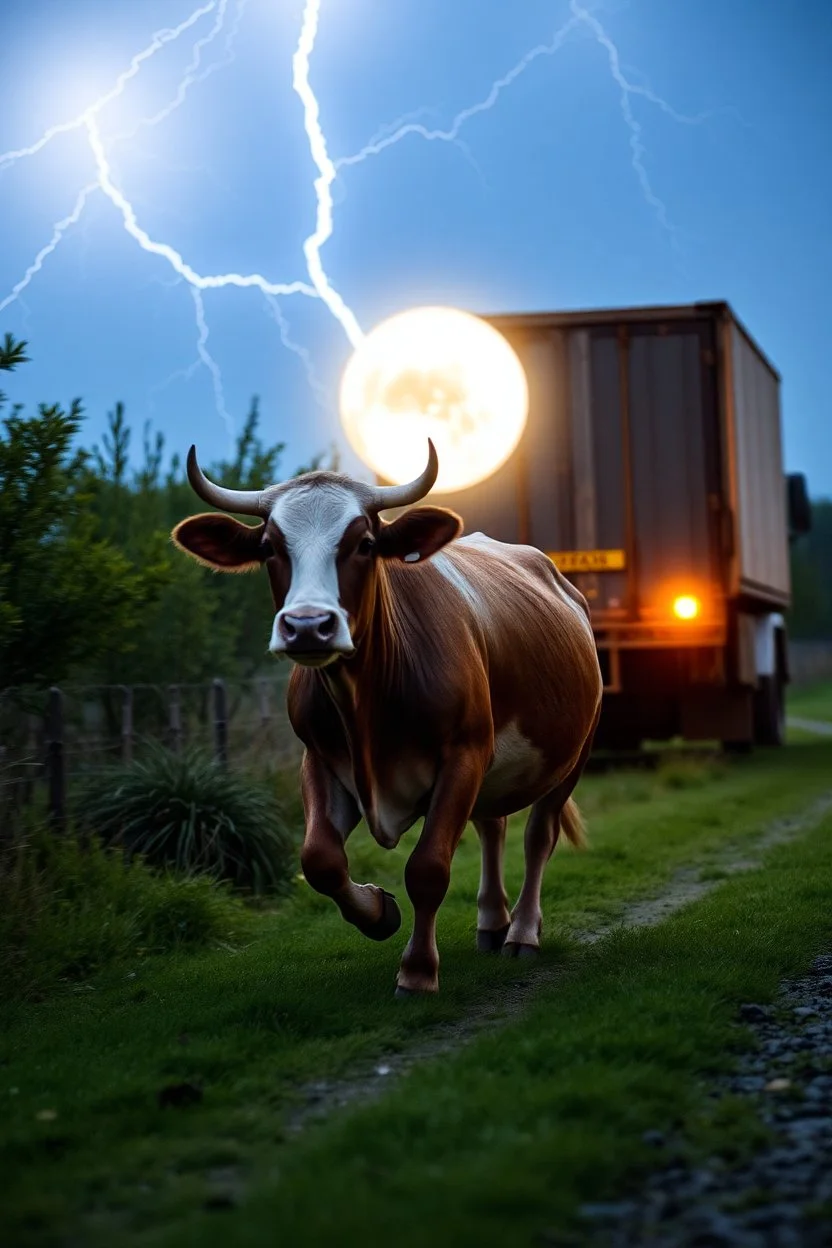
(338, 306, 529, 494)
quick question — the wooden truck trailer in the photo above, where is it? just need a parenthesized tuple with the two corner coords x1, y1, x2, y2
(432, 301, 810, 750)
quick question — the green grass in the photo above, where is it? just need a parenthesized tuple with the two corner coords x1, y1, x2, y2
(1, 740, 831, 1245)
(788, 678, 832, 723)
(246, 820, 832, 1248)
(0, 828, 253, 1002)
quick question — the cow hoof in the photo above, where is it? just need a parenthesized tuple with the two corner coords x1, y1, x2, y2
(358, 890, 402, 942)
(394, 982, 437, 999)
(501, 941, 539, 960)
(477, 924, 510, 953)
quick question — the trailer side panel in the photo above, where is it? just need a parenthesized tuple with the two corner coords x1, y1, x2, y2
(729, 321, 790, 602)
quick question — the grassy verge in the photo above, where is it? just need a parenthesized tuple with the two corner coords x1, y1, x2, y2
(0, 828, 254, 1003)
(231, 806, 832, 1248)
(788, 679, 832, 723)
(1, 741, 831, 1244)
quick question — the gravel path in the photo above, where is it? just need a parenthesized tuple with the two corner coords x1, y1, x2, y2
(579, 953, 832, 1246)
(287, 793, 832, 1134)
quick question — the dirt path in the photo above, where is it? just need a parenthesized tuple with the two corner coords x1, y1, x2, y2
(288, 791, 832, 1134)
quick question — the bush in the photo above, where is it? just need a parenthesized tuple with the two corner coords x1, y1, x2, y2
(0, 823, 249, 1002)
(656, 755, 727, 791)
(80, 742, 297, 895)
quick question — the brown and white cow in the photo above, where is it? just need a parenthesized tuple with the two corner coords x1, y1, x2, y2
(172, 440, 602, 995)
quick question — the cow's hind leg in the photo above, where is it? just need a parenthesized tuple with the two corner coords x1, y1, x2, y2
(503, 714, 597, 958)
(502, 790, 563, 958)
(474, 816, 511, 952)
(503, 789, 588, 959)
(300, 750, 402, 941)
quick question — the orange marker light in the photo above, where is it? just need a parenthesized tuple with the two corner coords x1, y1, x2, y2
(673, 595, 701, 621)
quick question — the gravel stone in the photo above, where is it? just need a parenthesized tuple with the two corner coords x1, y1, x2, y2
(583, 948, 832, 1246)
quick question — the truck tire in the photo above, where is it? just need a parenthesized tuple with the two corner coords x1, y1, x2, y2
(753, 673, 785, 747)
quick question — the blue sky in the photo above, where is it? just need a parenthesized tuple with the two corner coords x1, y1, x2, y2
(1, 0, 830, 495)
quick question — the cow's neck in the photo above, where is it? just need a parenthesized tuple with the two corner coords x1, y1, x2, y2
(317, 563, 400, 818)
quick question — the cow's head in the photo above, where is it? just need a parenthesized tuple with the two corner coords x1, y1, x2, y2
(171, 441, 462, 667)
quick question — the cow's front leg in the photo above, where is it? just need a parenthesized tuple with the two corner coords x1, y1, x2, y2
(397, 752, 486, 996)
(300, 750, 401, 941)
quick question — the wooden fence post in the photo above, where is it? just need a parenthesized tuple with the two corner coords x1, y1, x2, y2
(213, 678, 228, 767)
(120, 686, 133, 764)
(258, 679, 271, 727)
(46, 686, 66, 832)
(168, 685, 182, 754)
(22, 713, 38, 806)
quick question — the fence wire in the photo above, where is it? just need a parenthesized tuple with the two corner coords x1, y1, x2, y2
(0, 673, 303, 830)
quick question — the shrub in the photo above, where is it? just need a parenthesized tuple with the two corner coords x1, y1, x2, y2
(0, 822, 249, 1002)
(656, 754, 727, 791)
(80, 742, 297, 895)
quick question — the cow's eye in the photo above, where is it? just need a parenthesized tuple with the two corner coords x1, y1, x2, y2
(358, 536, 375, 556)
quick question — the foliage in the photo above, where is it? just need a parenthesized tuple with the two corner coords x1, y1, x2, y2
(80, 742, 297, 894)
(0, 336, 336, 690)
(0, 819, 249, 1002)
(0, 337, 167, 688)
(789, 499, 832, 638)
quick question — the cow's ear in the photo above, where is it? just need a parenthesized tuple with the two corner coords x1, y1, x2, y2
(171, 513, 267, 572)
(376, 506, 462, 564)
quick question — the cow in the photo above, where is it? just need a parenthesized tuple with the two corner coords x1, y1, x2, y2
(172, 440, 602, 996)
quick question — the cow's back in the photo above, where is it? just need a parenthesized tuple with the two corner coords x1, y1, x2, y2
(433, 532, 602, 785)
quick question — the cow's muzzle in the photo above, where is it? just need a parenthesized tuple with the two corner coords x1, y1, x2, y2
(270, 607, 354, 666)
(279, 611, 337, 647)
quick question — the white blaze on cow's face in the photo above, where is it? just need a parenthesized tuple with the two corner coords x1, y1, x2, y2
(267, 483, 365, 666)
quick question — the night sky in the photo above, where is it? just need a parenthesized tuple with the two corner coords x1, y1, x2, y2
(1, 0, 830, 493)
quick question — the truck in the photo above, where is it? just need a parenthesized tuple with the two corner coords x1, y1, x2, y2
(433, 301, 811, 751)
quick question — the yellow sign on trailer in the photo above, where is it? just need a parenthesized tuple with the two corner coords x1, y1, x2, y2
(548, 549, 626, 573)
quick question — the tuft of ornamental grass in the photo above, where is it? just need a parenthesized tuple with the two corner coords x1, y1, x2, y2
(81, 741, 297, 896)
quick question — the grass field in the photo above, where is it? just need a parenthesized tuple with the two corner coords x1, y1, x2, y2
(2, 735, 832, 1246)
(788, 679, 832, 724)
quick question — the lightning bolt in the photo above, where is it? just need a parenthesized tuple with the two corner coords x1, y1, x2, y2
(263, 294, 330, 410)
(1, 0, 739, 452)
(109, 0, 249, 146)
(0, 0, 337, 444)
(191, 288, 232, 432)
(0, 2, 219, 171)
(335, 13, 583, 172)
(336, 0, 733, 245)
(0, 184, 99, 316)
(292, 0, 364, 349)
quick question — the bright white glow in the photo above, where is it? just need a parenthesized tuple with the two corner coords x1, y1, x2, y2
(339, 306, 529, 494)
(673, 594, 701, 621)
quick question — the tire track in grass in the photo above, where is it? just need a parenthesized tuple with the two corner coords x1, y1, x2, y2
(287, 791, 832, 1134)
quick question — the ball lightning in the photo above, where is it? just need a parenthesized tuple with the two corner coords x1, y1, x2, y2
(338, 307, 529, 494)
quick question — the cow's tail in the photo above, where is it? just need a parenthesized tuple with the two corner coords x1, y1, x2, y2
(560, 796, 587, 850)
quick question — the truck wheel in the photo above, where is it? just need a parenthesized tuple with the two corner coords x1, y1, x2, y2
(753, 673, 785, 747)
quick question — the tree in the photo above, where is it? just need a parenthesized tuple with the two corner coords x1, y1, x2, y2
(788, 499, 832, 639)
(80, 395, 316, 686)
(0, 338, 166, 689)
(1, 336, 332, 690)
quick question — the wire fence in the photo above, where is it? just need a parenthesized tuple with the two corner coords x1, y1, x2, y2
(0, 673, 303, 833)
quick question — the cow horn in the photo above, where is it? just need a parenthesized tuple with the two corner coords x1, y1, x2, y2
(186, 445, 270, 516)
(366, 439, 439, 512)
